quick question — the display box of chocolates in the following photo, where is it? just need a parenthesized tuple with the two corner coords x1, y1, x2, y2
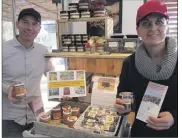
(74, 105, 121, 136)
(34, 101, 121, 137)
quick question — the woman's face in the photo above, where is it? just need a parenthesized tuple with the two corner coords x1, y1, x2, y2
(136, 14, 168, 46)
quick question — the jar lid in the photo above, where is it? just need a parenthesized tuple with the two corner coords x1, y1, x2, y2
(14, 83, 24, 87)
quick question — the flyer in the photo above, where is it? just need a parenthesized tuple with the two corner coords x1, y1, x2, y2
(136, 81, 168, 123)
(47, 70, 86, 99)
(91, 76, 119, 108)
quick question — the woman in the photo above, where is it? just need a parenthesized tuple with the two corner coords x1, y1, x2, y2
(115, 1, 177, 137)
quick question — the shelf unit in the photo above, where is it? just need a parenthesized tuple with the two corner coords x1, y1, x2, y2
(48, 16, 130, 75)
(56, 16, 113, 49)
(45, 52, 130, 59)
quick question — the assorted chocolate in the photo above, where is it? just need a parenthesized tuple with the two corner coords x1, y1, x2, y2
(74, 106, 120, 135)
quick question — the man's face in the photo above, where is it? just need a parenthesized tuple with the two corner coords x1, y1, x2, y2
(137, 14, 168, 46)
(16, 16, 41, 41)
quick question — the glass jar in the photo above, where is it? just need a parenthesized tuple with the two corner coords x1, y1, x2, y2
(90, 46, 96, 53)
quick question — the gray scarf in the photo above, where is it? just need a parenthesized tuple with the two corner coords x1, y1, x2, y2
(135, 37, 177, 80)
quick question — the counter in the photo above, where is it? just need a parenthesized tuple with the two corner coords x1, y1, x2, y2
(45, 52, 131, 76)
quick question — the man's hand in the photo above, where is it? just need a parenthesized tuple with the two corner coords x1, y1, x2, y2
(146, 111, 174, 130)
(8, 82, 25, 104)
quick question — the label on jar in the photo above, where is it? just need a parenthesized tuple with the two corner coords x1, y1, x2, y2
(53, 111, 61, 120)
(14, 83, 26, 97)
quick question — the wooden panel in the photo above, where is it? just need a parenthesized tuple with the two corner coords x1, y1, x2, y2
(68, 58, 124, 75)
(87, 59, 97, 73)
(95, 59, 108, 74)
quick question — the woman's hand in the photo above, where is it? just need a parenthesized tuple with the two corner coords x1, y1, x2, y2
(115, 98, 128, 114)
(146, 111, 174, 130)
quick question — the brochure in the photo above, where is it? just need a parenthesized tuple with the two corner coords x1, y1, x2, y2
(47, 70, 86, 99)
(136, 81, 168, 123)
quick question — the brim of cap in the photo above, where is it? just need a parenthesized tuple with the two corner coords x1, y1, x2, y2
(137, 11, 169, 24)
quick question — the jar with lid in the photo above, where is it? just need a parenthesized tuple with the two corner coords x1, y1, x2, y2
(14, 83, 26, 98)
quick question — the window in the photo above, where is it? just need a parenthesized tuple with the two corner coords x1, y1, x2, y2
(147, 0, 178, 39)
(2, 21, 13, 42)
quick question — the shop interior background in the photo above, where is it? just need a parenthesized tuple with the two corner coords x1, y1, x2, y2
(2, 0, 177, 111)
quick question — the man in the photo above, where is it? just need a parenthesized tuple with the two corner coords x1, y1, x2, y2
(2, 8, 54, 137)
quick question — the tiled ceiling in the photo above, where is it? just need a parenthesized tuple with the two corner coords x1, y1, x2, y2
(2, 0, 63, 21)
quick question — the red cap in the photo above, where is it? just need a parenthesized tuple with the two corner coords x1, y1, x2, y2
(136, 0, 169, 24)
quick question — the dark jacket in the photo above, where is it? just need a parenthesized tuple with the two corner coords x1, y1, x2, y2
(117, 53, 178, 137)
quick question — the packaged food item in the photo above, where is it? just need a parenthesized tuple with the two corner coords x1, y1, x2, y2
(69, 46, 76, 52)
(69, 3, 78, 11)
(60, 11, 69, 19)
(75, 35, 82, 41)
(69, 10, 80, 19)
(78, 2, 89, 10)
(14, 83, 26, 98)
(93, 9, 106, 17)
(67, 116, 78, 127)
(62, 35, 72, 45)
(80, 10, 90, 18)
(62, 46, 69, 52)
(62, 105, 71, 111)
(62, 110, 72, 124)
(39, 113, 51, 123)
(101, 124, 110, 131)
(71, 107, 80, 117)
(81, 34, 88, 41)
(52, 106, 61, 120)
(105, 115, 114, 124)
(76, 46, 84, 52)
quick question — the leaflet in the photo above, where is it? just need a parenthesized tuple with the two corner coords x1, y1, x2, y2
(91, 76, 119, 108)
(136, 81, 168, 123)
(47, 70, 86, 99)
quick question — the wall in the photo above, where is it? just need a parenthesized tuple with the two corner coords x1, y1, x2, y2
(122, 0, 143, 35)
(67, 0, 87, 34)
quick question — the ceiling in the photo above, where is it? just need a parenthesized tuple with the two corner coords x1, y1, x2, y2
(2, 0, 63, 22)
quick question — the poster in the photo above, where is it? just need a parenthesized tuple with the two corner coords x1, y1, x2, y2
(87, 0, 122, 36)
(47, 70, 86, 99)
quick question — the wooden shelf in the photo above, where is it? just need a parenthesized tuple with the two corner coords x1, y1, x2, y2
(58, 17, 112, 23)
(45, 52, 131, 59)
